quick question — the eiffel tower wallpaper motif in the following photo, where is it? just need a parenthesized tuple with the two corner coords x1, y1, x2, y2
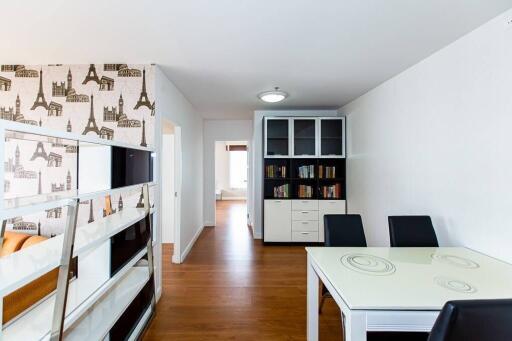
(82, 94, 101, 136)
(82, 64, 101, 85)
(30, 141, 49, 161)
(31, 69, 49, 110)
(134, 68, 152, 110)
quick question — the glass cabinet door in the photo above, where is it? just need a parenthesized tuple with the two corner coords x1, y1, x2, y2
(265, 118, 290, 156)
(293, 119, 317, 157)
(320, 118, 345, 157)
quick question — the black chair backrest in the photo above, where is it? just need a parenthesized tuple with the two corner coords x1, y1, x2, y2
(428, 299, 512, 341)
(388, 215, 438, 247)
(324, 214, 367, 247)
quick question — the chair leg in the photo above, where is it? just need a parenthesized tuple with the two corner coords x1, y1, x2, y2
(319, 294, 326, 314)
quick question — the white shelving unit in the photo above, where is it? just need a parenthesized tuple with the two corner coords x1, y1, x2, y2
(262, 115, 347, 243)
(0, 120, 157, 341)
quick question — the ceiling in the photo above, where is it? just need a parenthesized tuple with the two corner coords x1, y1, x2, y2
(2, 0, 512, 119)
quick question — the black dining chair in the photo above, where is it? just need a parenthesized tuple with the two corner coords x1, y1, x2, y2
(324, 214, 367, 248)
(388, 215, 438, 247)
(428, 299, 512, 341)
(320, 214, 367, 313)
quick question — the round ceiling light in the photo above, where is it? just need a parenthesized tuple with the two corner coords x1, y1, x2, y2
(258, 87, 289, 103)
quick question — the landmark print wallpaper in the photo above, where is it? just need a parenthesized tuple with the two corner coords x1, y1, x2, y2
(0, 64, 155, 147)
(0, 64, 156, 237)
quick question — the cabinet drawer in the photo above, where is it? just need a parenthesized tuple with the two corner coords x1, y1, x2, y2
(292, 210, 318, 221)
(292, 200, 318, 211)
(292, 220, 318, 232)
(292, 231, 319, 242)
(319, 200, 346, 212)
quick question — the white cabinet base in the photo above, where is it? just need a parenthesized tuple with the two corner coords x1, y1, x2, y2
(264, 199, 346, 243)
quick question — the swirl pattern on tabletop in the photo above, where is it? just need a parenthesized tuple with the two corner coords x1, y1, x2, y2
(431, 254, 480, 269)
(434, 276, 477, 294)
(340, 253, 396, 276)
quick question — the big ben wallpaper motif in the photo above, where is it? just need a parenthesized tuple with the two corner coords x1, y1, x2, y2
(0, 64, 156, 237)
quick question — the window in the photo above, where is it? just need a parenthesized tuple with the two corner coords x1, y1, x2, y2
(229, 150, 247, 189)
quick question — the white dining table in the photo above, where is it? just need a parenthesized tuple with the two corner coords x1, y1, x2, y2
(306, 247, 512, 341)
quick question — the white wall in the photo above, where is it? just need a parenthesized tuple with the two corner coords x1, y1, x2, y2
(155, 67, 204, 268)
(251, 110, 339, 239)
(342, 9, 512, 263)
(203, 120, 253, 226)
(161, 133, 175, 243)
(215, 141, 230, 196)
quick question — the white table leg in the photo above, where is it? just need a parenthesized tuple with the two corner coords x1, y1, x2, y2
(343, 310, 366, 341)
(307, 254, 319, 341)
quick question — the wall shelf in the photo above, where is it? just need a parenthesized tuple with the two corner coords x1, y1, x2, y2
(0, 120, 154, 152)
(0, 208, 147, 296)
(1, 181, 156, 221)
(2, 249, 148, 341)
(65, 266, 150, 341)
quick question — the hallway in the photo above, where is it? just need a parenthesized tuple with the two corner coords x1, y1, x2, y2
(144, 200, 341, 340)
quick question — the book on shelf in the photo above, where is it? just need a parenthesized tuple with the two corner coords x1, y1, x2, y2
(265, 165, 286, 178)
(297, 184, 313, 198)
(319, 165, 336, 179)
(321, 183, 342, 199)
(297, 165, 315, 179)
(273, 184, 289, 198)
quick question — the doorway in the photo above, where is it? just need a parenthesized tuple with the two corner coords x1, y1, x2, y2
(214, 141, 248, 232)
(161, 119, 182, 263)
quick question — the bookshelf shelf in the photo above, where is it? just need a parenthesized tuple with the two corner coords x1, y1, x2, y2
(263, 157, 345, 201)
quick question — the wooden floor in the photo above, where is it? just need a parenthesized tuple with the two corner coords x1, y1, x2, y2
(143, 200, 341, 340)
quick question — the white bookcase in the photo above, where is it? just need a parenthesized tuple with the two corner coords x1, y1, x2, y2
(263, 116, 346, 243)
(0, 120, 157, 340)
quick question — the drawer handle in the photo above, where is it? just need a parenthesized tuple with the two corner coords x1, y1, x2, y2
(275, 200, 282, 203)
(301, 201, 308, 203)
(302, 222, 308, 224)
(300, 232, 309, 235)
(301, 211, 309, 214)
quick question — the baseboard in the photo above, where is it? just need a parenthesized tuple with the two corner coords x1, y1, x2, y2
(252, 227, 262, 239)
(180, 225, 204, 262)
(220, 197, 246, 200)
(203, 221, 215, 227)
